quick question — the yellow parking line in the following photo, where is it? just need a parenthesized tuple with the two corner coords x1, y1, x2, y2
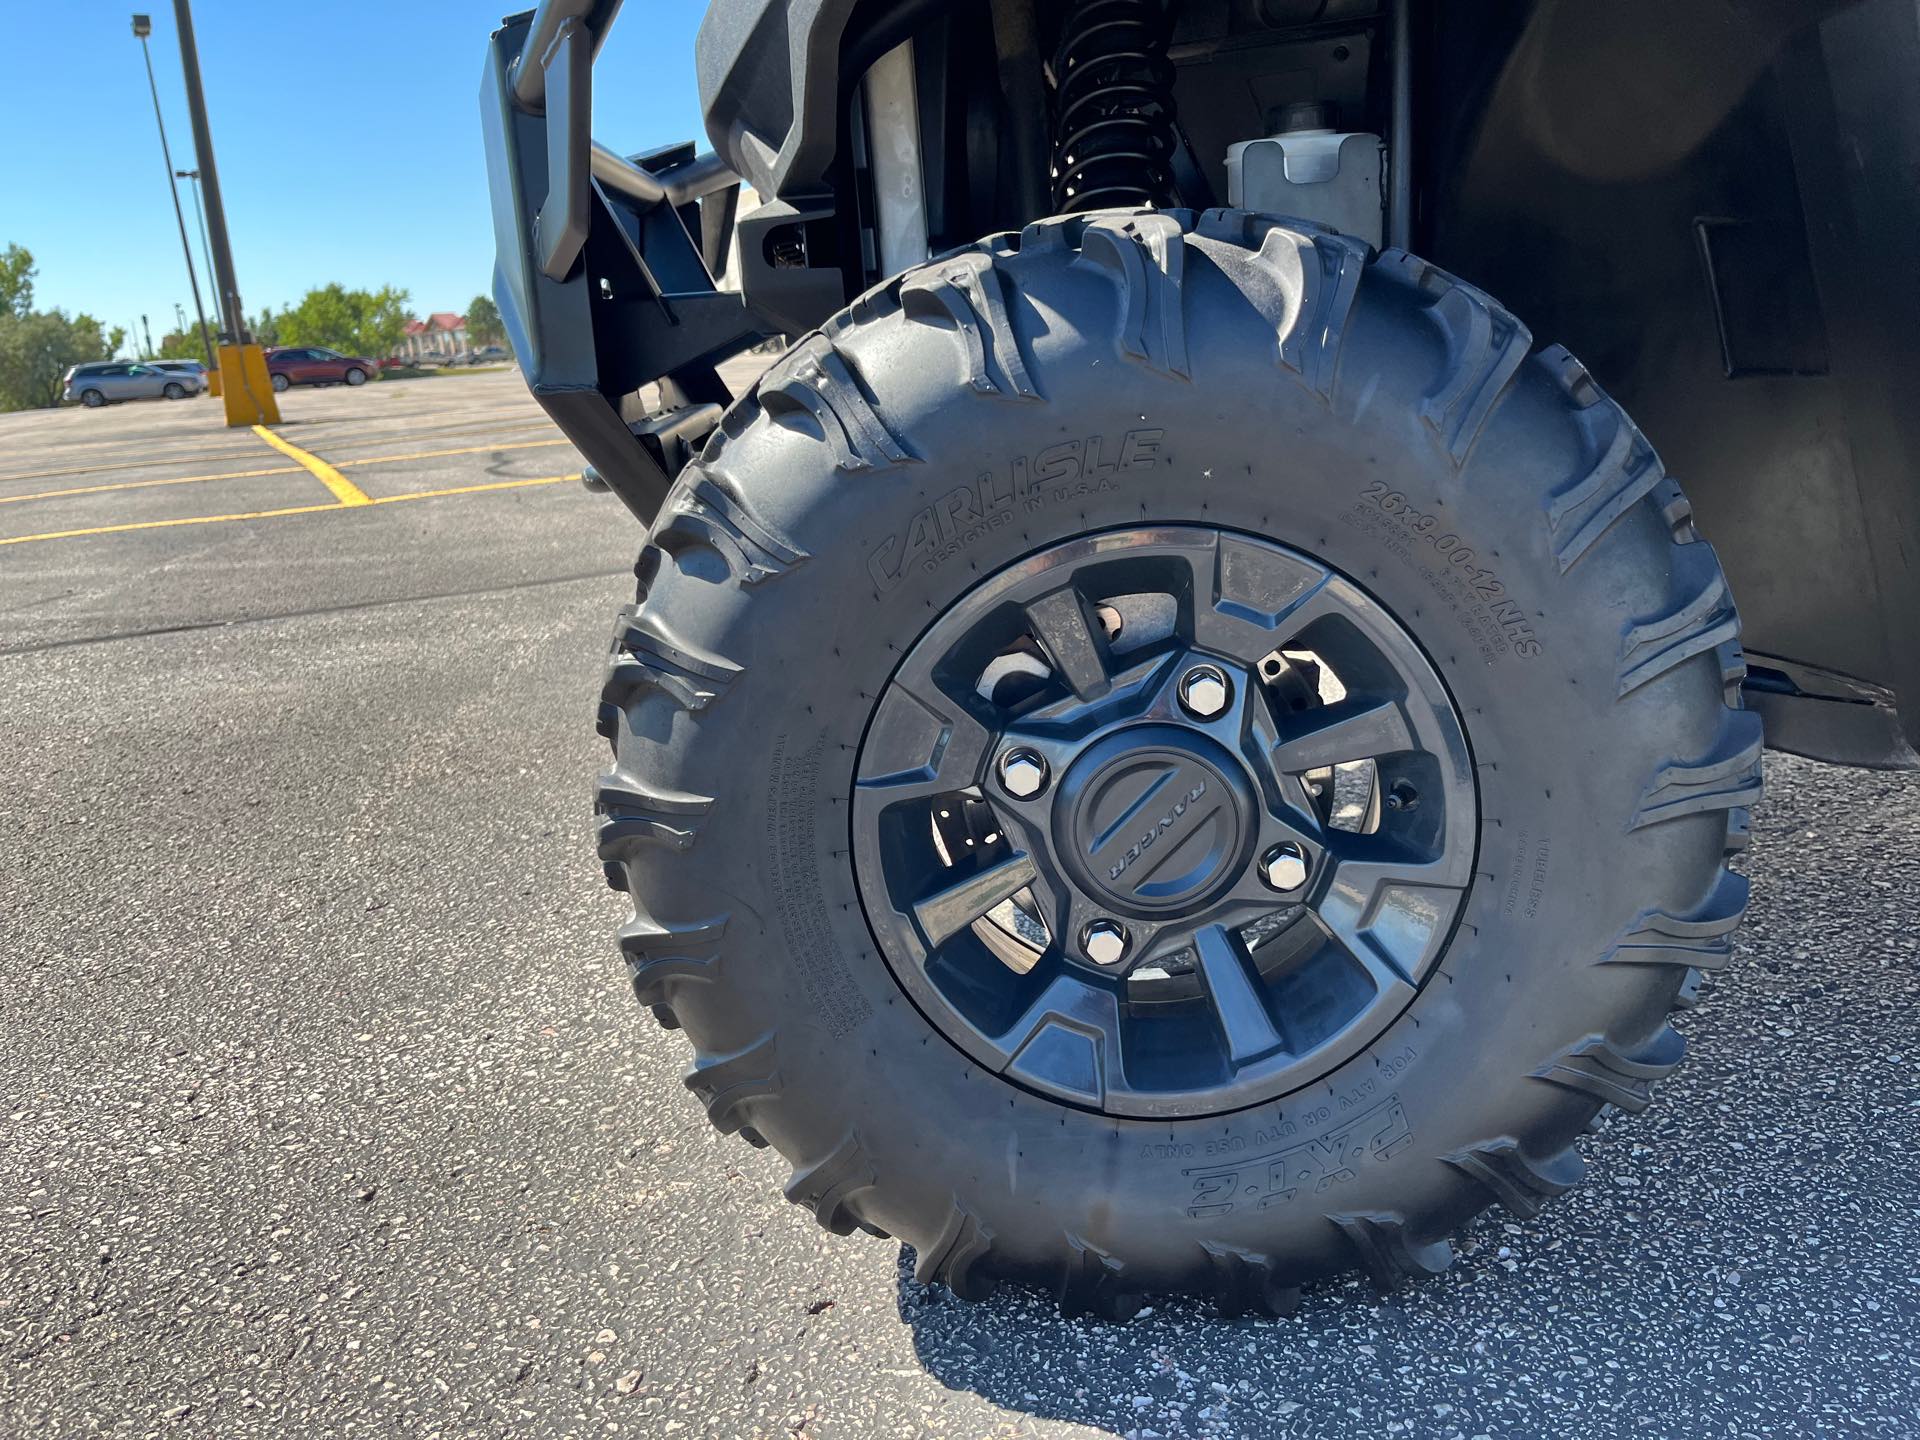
(373, 473, 578, 502)
(0, 439, 272, 485)
(0, 463, 304, 506)
(0, 500, 349, 546)
(251, 425, 372, 507)
(272, 416, 556, 449)
(344, 438, 573, 467)
(0, 473, 581, 547)
(0, 448, 270, 484)
(0, 441, 569, 506)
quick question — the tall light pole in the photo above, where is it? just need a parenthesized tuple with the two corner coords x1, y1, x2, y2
(132, 14, 214, 367)
(172, 0, 247, 345)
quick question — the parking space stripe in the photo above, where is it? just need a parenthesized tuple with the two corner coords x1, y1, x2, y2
(251, 426, 373, 506)
(0, 440, 572, 509)
(0, 473, 582, 547)
(0, 463, 305, 506)
(0, 447, 270, 484)
(1, 500, 349, 546)
(344, 438, 573, 467)
(373, 473, 579, 502)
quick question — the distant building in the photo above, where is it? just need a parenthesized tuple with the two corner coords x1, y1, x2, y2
(400, 312, 468, 361)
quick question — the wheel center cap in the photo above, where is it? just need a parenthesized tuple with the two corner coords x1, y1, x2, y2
(1053, 724, 1256, 918)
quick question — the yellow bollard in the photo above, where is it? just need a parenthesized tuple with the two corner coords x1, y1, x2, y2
(217, 343, 279, 426)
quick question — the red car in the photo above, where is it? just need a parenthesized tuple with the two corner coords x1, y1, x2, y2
(265, 346, 375, 391)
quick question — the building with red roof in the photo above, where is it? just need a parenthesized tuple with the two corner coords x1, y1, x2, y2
(400, 312, 468, 362)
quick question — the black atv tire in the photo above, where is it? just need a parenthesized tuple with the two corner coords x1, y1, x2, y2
(596, 208, 1754, 1316)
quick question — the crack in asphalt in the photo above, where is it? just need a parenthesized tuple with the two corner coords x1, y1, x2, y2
(0, 568, 631, 659)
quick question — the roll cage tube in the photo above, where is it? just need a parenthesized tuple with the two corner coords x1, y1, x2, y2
(482, 0, 768, 523)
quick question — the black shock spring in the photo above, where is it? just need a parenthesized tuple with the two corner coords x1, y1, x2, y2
(1048, 0, 1177, 212)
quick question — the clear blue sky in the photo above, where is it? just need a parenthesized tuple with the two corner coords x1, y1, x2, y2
(0, 1, 709, 355)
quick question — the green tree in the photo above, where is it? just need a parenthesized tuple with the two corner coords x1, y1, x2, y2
(156, 327, 210, 360)
(467, 293, 504, 344)
(249, 307, 283, 346)
(0, 243, 33, 319)
(277, 283, 410, 358)
(0, 308, 112, 410)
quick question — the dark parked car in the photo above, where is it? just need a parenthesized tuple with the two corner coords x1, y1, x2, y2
(265, 346, 375, 391)
(62, 361, 201, 406)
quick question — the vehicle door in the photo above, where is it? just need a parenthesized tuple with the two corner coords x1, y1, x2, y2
(93, 364, 136, 400)
(126, 364, 169, 398)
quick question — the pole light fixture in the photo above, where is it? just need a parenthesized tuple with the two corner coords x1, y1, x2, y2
(132, 11, 215, 367)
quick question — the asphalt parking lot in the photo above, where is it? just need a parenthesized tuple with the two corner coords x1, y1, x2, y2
(3, 372, 1917, 1439)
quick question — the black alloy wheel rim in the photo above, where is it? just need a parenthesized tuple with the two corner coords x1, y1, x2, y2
(850, 527, 1477, 1119)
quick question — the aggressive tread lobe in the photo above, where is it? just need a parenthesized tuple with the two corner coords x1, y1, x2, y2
(1618, 555, 1741, 696)
(1598, 870, 1749, 973)
(1057, 1234, 1145, 1321)
(598, 603, 742, 735)
(1329, 1212, 1455, 1294)
(760, 335, 915, 472)
(1199, 1242, 1303, 1318)
(913, 1200, 998, 1301)
(1078, 213, 1192, 380)
(899, 251, 1041, 402)
(785, 1131, 879, 1236)
(650, 469, 809, 586)
(1397, 258, 1531, 466)
(1631, 711, 1765, 830)
(1539, 345, 1673, 570)
(617, 912, 726, 1011)
(1233, 221, 1367, 402)
(684, 1034, 779, 1136)
(1532, 1026, 1686, 1113)
(595, 769, 711, 868)
(1444, 1139, 1586, 1221)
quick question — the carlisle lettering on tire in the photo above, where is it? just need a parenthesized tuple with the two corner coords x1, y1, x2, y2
(595, 208, 1751, 1315)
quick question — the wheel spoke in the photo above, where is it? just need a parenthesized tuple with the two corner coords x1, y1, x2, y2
(995, 970, 1122, 1105)
(1269, 696, 1414, 774)
(1316, 847, 1468, 986)
(1024, 587, 1111, 701)
(1191, 570, 1343, 666)
(1192, 924, 1286, 1064)
(856, 665, 994, 804)
(914, 852, 1039, 948)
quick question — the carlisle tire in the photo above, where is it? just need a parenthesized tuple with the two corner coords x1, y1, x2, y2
(596, 209, 1754, 1316)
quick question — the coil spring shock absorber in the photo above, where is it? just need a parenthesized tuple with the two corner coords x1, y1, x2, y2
(1049, 0, 1178, 212)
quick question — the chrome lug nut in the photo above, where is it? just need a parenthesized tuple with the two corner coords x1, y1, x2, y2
(1081, 919, 1129, 967)
(1260, 842, 1311, 892)
(998, 747, 1049, 799)
(1178, 664, 1231, 719)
